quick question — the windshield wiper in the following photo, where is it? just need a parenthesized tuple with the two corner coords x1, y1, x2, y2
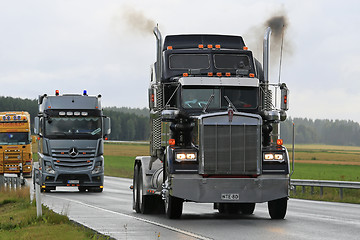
(202, 94, 215, 113)
(224, 96, 238, 112)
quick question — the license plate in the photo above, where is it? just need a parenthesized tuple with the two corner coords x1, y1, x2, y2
(9, 167, 17, 171)
(221, 193, 240, 200)
(67, 180, 79, 184)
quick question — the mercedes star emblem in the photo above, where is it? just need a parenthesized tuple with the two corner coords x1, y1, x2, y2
(69, 147, 79, 158)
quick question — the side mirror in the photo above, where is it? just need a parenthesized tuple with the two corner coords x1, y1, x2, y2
(280, 83, 289, 111)
(103, 117, 111, 136)
(34, 117, 39, 135)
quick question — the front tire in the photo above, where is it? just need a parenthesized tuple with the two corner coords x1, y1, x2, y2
(268, 197, 287, 219)
(165, 194, 183, 219)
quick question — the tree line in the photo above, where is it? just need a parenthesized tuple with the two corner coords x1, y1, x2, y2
(1, 96, 360, 145)
(280, 117, 360, 146)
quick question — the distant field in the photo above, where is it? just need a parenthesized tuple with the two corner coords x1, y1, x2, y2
(104, 142, 149, 178)
(286, 144, 360, 165)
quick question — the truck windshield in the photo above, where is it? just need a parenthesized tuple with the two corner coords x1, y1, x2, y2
(169, 54, 210, 69)
(45, 117, 102, 139)
(0, 132, 30, 145)
(214, 54, 251, 70)
(181, 87, 258, 110)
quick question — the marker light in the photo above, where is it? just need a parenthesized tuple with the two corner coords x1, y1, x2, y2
(169, 139, 175, 146)
(208, 72, 213, 77)
(207, 44, 213, 49)
(249, 73, 255, 78)
(216, 72, 222, 77)
(167, 46, 173, 50)
(243, 46, 248, 50)
(215, 44, 221, 49)
(198, 44, 204, 49)
(225, 72, 231, 77)
(83, 90, 87, 96)
(277, 139, 284, 146)
(55, 90, 59, 96)
(183, 73, 189, 77)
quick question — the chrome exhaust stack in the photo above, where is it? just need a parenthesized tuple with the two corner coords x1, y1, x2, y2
(153, 26, 163, 84)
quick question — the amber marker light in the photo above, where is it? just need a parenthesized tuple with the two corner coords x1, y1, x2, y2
(183, 73, 189, 77)
(207, 44, 213, 49)
(249, 73, 255, 78)
(208, 72, 213, 77)
(169, 139, 175, 146)
(217, 72, 222, 77)
(277, 139, 283, 146)
(167, 46, 173, 50)
(215, 44, 221, 49)
(243, 46, 248, 50)
(198, 44, 204, 49)
(225, 72, 231, 77)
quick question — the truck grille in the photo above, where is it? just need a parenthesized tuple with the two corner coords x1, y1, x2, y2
(199, 113, 261, 175)
(51, 147, 96, 169)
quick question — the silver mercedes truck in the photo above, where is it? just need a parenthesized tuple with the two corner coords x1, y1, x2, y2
(34, 90, 111, 192)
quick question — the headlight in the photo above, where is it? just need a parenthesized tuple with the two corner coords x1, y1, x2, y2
(264, 153, 274, 160)
(175, 152, 197, 162)
(4, 155, 8, 160)
(44, 161, 55, 174)
(264, 153, 284, 161)
(17, 155, 21, 160)
(92, 161, 103, 174)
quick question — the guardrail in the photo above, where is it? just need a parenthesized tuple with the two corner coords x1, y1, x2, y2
(291, 179, 360, 199)
(0, 174, 25, 189)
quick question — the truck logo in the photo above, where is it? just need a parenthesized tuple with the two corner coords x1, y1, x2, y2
(68, 147, 79, 158)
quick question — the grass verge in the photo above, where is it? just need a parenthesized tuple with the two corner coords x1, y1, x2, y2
(0, 187, 110, 240)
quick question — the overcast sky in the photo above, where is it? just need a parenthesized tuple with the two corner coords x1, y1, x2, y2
(0, 0, 359, 122)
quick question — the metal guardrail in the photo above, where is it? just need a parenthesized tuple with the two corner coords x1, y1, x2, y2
(291, 179, 360, 199)
(0, 174, 25, 189)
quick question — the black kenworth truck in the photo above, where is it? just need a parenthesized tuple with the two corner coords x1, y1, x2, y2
(133, 27, 291, 219)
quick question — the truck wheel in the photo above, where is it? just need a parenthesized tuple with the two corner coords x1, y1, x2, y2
(133, 164, 141, 213)
(139, 167, 154, 214)
(165, 194, 183, 219)
(268, 197, 287, 219)
(239, 203, 256, 215)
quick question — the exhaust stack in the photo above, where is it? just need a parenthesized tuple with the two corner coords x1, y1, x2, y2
(153, 26, 162, 84)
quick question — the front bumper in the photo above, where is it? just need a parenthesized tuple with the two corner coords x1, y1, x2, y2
(39, 155, 104, 187)
(170, 174, 289, 203)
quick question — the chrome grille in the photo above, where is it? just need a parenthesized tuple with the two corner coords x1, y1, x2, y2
(200, 113, 261, 175)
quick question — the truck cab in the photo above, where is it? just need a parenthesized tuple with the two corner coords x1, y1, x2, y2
(34, 90, 111, 192)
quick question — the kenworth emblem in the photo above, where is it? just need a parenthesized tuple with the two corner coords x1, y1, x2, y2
(228, 108, 234, 122)
(69, 147, 79, 158)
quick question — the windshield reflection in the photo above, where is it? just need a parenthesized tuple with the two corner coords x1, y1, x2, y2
(181, 87, 258, 110)
(45, 117, 102, 139)
(0, 132, 30, 145)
